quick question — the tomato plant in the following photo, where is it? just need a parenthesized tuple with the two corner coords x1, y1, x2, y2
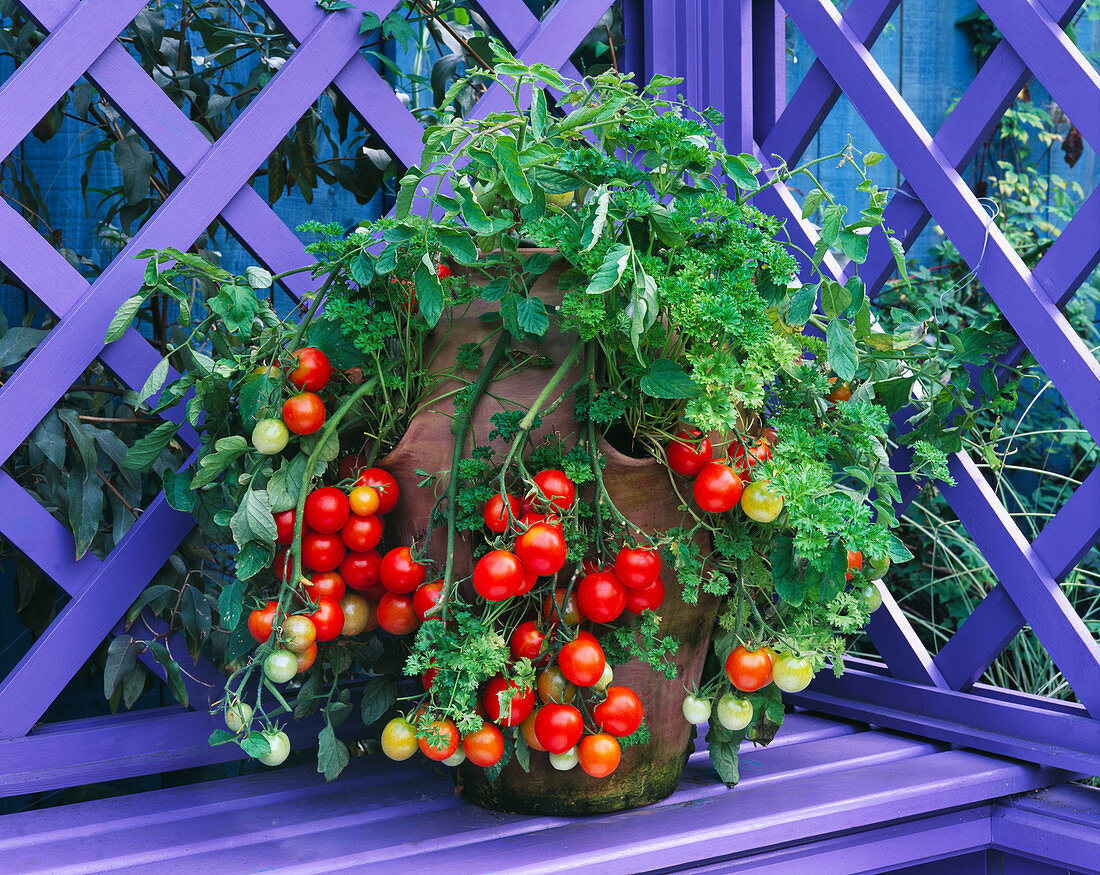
(772, 652, 814, 693)
(305, 571, 345, 603)
(348, 485, 380, 516)
(339, 549, 381, 591)
(264, 649, 298, 684)
(339, 593, 373, 636)
(381, 717, 418, 761)
(248, 600, 278, 643)
(273, 509, 295, 546)
(419, 717, 460, 761)
(625, 577, 664, 614)
(282, 614, 316, 653)
(302, 531, 346, 573)
(537, 666, 577, 704)
(715, 693, 753, 731)
(412, 580, 444, 622)
(258, 730, 291, 767)
(509, 620, 546, 662)
(681, 694, 711, 725)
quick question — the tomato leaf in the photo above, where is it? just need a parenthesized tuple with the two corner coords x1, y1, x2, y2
(581, 185, 610, 251)
(240, 730, 271, 759)
(493, 137, 532, 204)
(229, 489, 278, 549)
(394, 166, 421, 219)
(236, 541, 274, 581)
(513, 726, 530, 772)
(436, 227, 478, 265)
(104, 634, 136, 699)
(67, 465, 103, 559)
(161, 468, 195, 512)
(349, 251, 374, 286)
(208, 729, 236, 746)
(801, 188, 825, 219)
(838, 228, 869, 264)
(360, 678, 396, 725)
(317, 723, 350, 781)
(585, 243, 631, 295)
(787, 283, 817, 326)
(147, 640, 189, 708)
(225, 614, 256, 663)
(104, 294, 146, 343)
(819, 280, 851, 319)
(826, 319, 857, 382)
(516, 296, 549, 338)
(722, 154, 759, 193)
(820, 203, 846, 246)
(640, 359, 699, 399)
(770, 535, 804, 606)
(484, 733, 513, 782)
(705, 722, 743, 786)
(218, 580, 246, 632)
(191, 435, 249, 489)
(415, 255, 445, 328)
(267, 453, 308, 513)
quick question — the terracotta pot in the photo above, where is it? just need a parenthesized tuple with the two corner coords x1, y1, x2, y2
(378, 251, 719, 815)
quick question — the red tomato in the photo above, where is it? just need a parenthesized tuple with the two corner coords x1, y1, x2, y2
(483, 677, 535, 727)
(578, 733, 621, 777)
(515, 522, 567, 577)
(301, 531, 346, 573)
(532, 469, 575, 510)
(483, 492, 521, 533)
(413, 580, 444, 622)
(272, 546, 291, 581)
(761, 426, 779, 446)
(613, 546, 661, 590)
(379, 546, 427, 594)
(248, 600, 278, 643)
(376, 592, 419, 635)
(845, 549, 864, 581)
(509, 620, 546, 662)
(625, 577, 665, 613)
(419, 717, 459, 761)
(337, 454, 368, 483)
(340, 549, 381, 591)
(576, 571, 627, 623)
(355, 468, 399, 514)
(273, 509, 295, 546)
(534, 703, 584, 754)
(296, 642, 317, 674)
(725, 645, 774, 692)
(544, 588, 581, 626)
(826, 379, 852, 403)
(472, 550, 524, 601)
(694, 462, 744, 513)
(519, 511, 559, 529)
(282, 392, 325, 435)
(666, 428, 713, 477)
(304, 486, 350, 534)
(515, 564, 538, 596)
(341, 514, 383, 552)
(436, 263, 453, 280)
(558, 637, 606, 687)
(305, 571, 345, 603)
(287, 347, 332, 392)
(421, 666, 437, 691)
(462, 723, 504, 767)
(309, 597, 345, 641)
(732, 439, 772, 478)
(592, 686, 643, 737)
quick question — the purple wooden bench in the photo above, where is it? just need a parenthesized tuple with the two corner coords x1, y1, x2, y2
(0, 0, 1097, 871)
(3, 712, 1094, 874)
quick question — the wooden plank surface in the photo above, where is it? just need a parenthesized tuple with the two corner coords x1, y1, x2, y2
(0, 713, 1062, 874)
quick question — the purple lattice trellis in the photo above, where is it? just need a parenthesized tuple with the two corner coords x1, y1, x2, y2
(0, 0, 1097, 798)
(633, 0, 1100, 773)
(0, 0, 611, 796)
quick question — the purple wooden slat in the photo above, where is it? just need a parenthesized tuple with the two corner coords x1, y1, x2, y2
(980, 0, 1100, 152)
(0, 705, 363, 799)
(935, 465, 1100, 690)
(16, 0, 318, 304)
(751, 0, 786, 142)
(0, 8, 374, 467)
(868, 583, 950, 687)
(620, 0, 646, 80)
(936, 453, 1100, 714)
(818, 0, 1087, 300)
(762, 0, 897, 165)
(0, 199, 192, 421)
(792, 663, 1100, 773)
(695, 809, 993, 875)
(260, 0, 424, 170)
(992, 792, 1100, 874)
(0, 0, 148, 160)
(0, 493, 195, 738)
(715, 0, 753, 153)
(470, 0, 587, 86)
(782, 0, 1100, 444)
(0, 470, 223, 704)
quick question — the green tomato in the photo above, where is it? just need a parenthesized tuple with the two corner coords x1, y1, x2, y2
(545, 189, 575, 209)
(252, 418, 289, 455)
(681, 694, 712, 725)
(225, 701, 253, 733)
(865, 554, 891, 580)
(258, 730, 291, 766)
(740, 480, 784, 523)
(442, 747, 467, 767)
(715, 693, 753, 731)
(263, 649, 298, 684)
(381, 717, 418, 761)
(861, 583, 884, 612)
(549, 746, 579, 771)
(772, 653, 815, 693)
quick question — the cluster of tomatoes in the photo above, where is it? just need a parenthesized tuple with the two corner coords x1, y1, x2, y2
(378, 468, 663, 779)
(250, 346, 335, 455)
(680, 644, 817, 732)
(246, 465, 404, 689)
(666, 427, 785, 523)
